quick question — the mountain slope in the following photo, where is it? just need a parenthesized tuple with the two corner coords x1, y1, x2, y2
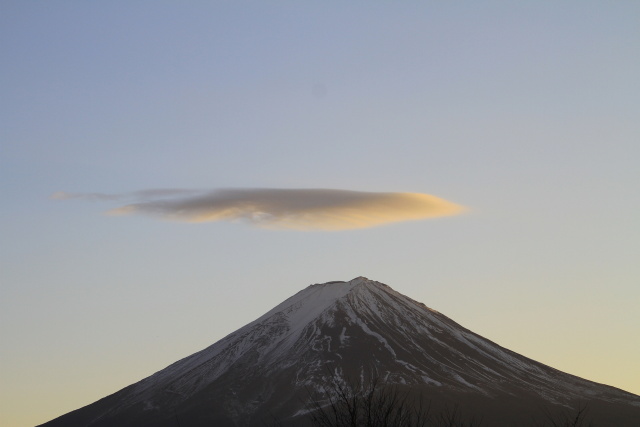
(40, 277, 640, 426)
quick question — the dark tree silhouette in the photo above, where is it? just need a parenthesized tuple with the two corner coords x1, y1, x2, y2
(304, 372, 481, 427)
(535, 403, 594, 427)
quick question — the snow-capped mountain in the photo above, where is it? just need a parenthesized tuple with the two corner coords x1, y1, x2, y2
(40, 277, 640, 426)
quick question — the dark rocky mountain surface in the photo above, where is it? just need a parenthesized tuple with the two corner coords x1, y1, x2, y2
(40, 277, 640, 426)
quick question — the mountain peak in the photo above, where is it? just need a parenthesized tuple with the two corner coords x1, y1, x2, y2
(39, 277, 640, 427)
(349, 276, 371, 285)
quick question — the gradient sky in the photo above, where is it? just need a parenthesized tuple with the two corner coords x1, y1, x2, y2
(1, 2, 639, 426)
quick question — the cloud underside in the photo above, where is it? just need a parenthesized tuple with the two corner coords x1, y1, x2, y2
(101, 188, 465, 231)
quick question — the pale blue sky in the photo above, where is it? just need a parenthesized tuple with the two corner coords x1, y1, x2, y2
(1, 2, 639, 426)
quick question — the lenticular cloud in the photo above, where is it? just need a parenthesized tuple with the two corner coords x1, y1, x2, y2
(54, 188, 465, 230)
(103, 188, 465, 230)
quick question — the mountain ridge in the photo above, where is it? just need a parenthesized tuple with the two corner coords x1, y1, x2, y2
(40, 277, 640, 426)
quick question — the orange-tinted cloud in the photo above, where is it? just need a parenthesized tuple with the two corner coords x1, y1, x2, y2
(102, 188, 465, 230)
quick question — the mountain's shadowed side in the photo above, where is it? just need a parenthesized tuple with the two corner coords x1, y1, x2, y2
(40, 277, 640, 426)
